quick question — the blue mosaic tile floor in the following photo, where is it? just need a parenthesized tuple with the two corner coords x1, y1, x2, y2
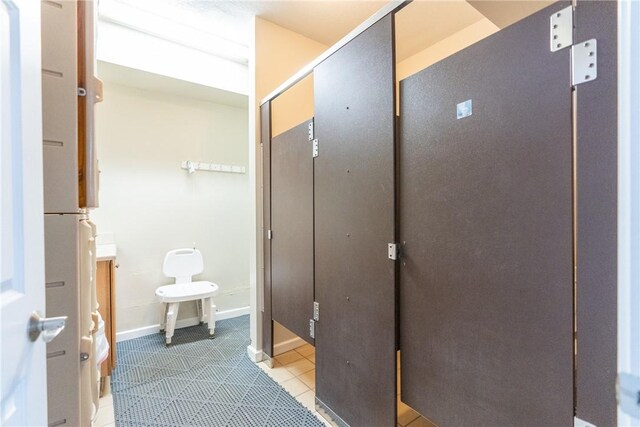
(112, 315, 323, 426)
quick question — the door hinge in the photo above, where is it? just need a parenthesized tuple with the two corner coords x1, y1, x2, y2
(549, 6, 598, 87)
(550, 6, 573, 52)
(308, 121, 314, 141)
(309, 319, 316, 339)
(571, 39, 597, 86)
(313, 301, 319, 321)
(267, 230, 272, 240)
(388, 243, 399, 260)
(312, 139, 319, 158)
(618, 372, 640, 419)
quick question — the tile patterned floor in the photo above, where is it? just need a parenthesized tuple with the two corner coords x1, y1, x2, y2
(109, 316, 325, 427)
(259, 346, 435, 427)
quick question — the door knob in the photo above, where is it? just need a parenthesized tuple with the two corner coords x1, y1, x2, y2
(28, 312, 67, 343)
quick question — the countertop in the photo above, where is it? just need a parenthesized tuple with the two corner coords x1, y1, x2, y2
(96, 243, 117, 261)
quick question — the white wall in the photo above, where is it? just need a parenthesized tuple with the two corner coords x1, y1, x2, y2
(618, 0, 640, 424)
(91, 73, 250, 334)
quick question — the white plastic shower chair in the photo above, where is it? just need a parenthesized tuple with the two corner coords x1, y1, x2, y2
(156, 248, 219, 345)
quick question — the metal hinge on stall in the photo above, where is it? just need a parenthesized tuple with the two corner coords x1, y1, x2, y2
(618, 372, 640, 420)
(312, 139, 319, 158)
(309, 319, 316, 339)
(549, 5, 598, 86)
(309, 301, 320, 339)
(267, 230, 272, 240)
(308, 121, 314, 141)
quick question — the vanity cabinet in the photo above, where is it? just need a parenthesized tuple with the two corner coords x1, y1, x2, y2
(97, 259, 116, 377)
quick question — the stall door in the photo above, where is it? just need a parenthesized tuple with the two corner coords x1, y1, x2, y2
(399, 3, 573, 426)
(314, 15, 397, 427)
(271, 120, 315, 344)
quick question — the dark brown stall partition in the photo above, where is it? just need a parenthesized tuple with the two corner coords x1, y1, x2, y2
(261, 101, 273, 358)
(271, 120, 315, 345)
(314, 14, 397, 427)
(575, 2, 618, 426)
(399, 3, 574, 426)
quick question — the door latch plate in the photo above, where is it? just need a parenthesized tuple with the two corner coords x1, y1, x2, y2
(388, 243, 398, 260)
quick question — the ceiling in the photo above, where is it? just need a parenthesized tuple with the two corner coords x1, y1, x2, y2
(103, 0, 550, 66)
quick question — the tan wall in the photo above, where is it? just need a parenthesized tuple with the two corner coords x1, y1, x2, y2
(254, 18, 327, 351)
(397, 18, 499, 81)
(256, 18, 327, 137)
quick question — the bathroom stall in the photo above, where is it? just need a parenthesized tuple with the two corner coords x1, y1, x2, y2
(261, 1, 618, 426)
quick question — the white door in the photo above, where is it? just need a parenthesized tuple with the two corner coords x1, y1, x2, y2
(0, 0, 48, 425)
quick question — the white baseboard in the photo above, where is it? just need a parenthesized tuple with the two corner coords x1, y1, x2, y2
(216, 306, 250, 321)
(116, 306, 250, 342)
(246, 345, 263, 363)
(273, 336, 307, 356)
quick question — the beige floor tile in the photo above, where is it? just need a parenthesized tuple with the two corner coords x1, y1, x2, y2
(99, 394, 113, 410)
(306, 353, 316, 364)
(281, 377, 310, 397)
(92, 404, 115, 427)
(397, 399, 420, 426)
(298, 369, 316, 390)
(295, 389, 316, 412)
(295, 344, 315, 357)
(275, 350, 304, 365)
(264, 364, 296, 383)
(285, 358, 315, 376)
(407, 416, 437, 427)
